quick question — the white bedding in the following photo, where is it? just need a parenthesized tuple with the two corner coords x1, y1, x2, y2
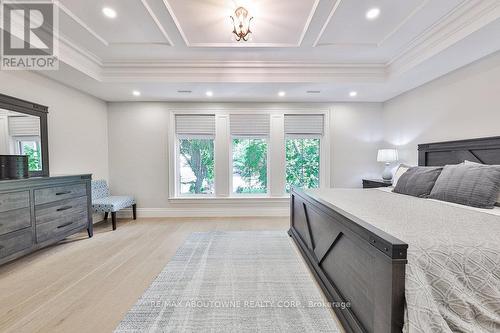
(307, 188, 500, 333)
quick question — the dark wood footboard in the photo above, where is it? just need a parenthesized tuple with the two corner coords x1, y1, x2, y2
(289, 189, 408, 333)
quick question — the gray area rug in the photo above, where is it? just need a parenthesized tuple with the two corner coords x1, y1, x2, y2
(115, 231, 341, 332)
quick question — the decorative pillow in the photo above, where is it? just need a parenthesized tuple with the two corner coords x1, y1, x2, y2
(464, 160, 500, 206)
(429, 163, 500, 209)
(393, 166, 443, 198)
(393, 164, 412, 187)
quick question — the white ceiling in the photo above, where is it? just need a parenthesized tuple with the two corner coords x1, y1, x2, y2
(28, 0, 500, 101)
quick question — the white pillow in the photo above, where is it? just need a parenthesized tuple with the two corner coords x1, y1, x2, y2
(393, 164, 412, 187)
(464, 160, 500, 205)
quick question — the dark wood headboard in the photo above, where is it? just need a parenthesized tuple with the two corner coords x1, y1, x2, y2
(418, 136, 500, 166)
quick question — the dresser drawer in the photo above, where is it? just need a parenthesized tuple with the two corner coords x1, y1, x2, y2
(34, 183, 87, 205)
(0, 191, 30, 213)
(35, 196, 88, 225)
(0, 209, 31, 236)
(0, 228, 33, 259)
(36, 209, 88, 244)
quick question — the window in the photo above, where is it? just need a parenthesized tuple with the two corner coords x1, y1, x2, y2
(8, 116, 42, 172)
(13, 137, 43, 172)
(178, 138, 214, 195)
(285, 138, 320, 192)
(170, 111, 328, 199)
(284, 114, 324, 192)
(230, 114, 270, 194)
(175, 115, 215, 195)
(233, 138, 268, 194)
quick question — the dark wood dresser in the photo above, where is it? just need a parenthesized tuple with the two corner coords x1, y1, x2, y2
(0, 175, 93, 265)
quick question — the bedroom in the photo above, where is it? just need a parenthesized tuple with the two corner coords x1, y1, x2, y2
(0, 0, 499, 332)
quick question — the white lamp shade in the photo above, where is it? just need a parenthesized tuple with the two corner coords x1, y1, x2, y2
(377, 149, 398, 163)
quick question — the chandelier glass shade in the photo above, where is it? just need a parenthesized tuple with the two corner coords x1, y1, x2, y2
(231, 6, 253, 42)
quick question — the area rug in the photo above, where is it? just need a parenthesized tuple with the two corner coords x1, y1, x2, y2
(115, 231, 341, 332)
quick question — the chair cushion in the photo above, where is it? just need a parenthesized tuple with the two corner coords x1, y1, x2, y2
(92, 196, 136, 213)
(91, 180, 110, 200)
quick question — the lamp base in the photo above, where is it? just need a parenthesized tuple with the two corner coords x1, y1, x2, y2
(382, 163, 393, 182)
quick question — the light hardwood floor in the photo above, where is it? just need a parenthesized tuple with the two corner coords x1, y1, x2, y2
(0, 217, 290, 333)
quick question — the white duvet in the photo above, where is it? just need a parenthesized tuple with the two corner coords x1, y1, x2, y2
(308, 188, 500, 333)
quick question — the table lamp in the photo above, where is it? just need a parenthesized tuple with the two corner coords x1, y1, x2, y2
(377, 149, 398, 181)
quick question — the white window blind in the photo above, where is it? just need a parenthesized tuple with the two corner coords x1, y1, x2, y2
(175, 115, 215, 136)
(8, 116, 40, 137)
(230, 114, 270, 137)
(284, 114, 324, 135)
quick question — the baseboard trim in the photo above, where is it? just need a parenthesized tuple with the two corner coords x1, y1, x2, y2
(116, 207, 290, 218)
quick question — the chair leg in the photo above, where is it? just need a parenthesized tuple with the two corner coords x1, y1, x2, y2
(132, 204, 137, 220)
(111, 212, 117, 230)
(104, 212, 108, 220)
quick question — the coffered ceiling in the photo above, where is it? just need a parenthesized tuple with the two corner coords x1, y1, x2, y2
(26, 0, 500, 101)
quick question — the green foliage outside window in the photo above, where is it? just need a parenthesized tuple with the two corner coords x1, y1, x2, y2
(233, 138, 267, 194)
(178, 137, 319, 195)
(23, 144, 42, 171)
(285, 138, 320, 193)
(179, 139, 214, 194)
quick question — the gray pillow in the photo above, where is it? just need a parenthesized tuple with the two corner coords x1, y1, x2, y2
(464, 160, 500, 206)
(393, 167, 443, 198)
(429, 164, 500, 209)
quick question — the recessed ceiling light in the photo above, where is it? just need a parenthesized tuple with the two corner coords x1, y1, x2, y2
(132, 90, 141, 97)
(206, 91, 213, 97)
(102, 7, 117, 19)
(278, 91, 286, 97)
(349, 91, 358, 97)
(366, 8, 380, 20)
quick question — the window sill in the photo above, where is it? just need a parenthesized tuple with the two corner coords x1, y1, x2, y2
(168, 195, 290, 204)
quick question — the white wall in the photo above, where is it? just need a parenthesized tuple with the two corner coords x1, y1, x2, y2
(107, 102, 383, 215)
(383, 51, 500, 165)
(0, 71, 109, 180)
(331, 103, 384, 187)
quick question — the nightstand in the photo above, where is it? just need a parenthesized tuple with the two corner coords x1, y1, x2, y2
(362, 179, 393, 189)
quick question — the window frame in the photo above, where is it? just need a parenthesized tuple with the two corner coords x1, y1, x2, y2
(168, 109, 330, 201)
(230, 135, 270, 197)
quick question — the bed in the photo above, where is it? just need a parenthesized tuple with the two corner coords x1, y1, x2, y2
(288, 136, 500, 333)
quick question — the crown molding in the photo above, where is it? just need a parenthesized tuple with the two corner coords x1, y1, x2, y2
(100, 61, 387, 83)
(388, 0, 500, 75)
(45, 0, 500, 86)
(58, 37, 102, 81)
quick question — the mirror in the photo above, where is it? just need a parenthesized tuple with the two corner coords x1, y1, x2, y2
(0, 93, 49, 177)
(0, 109, 43, 172)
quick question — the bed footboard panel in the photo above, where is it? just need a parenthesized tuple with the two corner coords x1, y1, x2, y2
(289, 189, 408, 333)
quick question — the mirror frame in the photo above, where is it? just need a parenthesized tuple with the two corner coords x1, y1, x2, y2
(0, 93, 49, 177)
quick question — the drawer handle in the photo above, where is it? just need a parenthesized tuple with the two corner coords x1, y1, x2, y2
(56, 191, 72, 196)
(57, 222, 74, 229)
(56, 206, 73, 212)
